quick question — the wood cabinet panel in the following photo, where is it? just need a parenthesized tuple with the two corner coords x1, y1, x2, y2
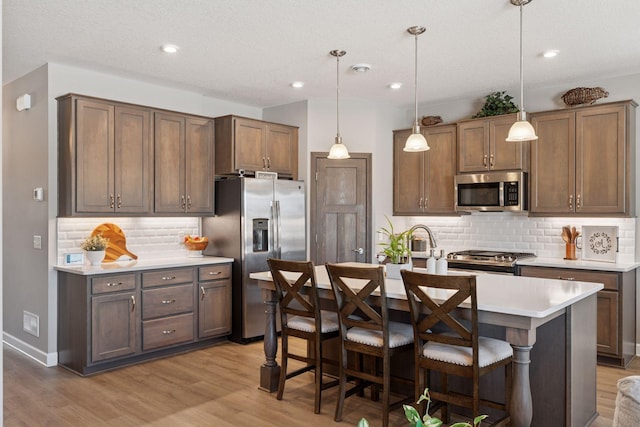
(198, 264, 232, 281)
(142, 268, 193, 288)
(154, 112, 186, 213)
(91, 292, 137, 362)
(530, 101, 635, 216)
(91, 273, 136, 294)
(142, 313, 194, 351)
(215, 115, 299, 179)
(393, 125, 457, 215)
(142, 284, 194, 320)
(457, 121, 488, 172)
(597, 290, 619, 355)
(198, 279, 232, 338)
(185, 117, 214, 213)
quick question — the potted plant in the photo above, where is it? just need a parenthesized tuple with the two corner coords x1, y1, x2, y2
(80, 234, 109, 266)
(378, 216, 412, 279)
(471, 91, 519, 118)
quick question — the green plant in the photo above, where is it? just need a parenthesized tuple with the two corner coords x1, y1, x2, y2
(377, 216, 411, 264)
(471, 91, 519, 118)
(80, 234, 109, 251)
(357, 388, 487, 427)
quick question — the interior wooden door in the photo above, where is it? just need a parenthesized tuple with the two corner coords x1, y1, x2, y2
(311, 153, 371, 264)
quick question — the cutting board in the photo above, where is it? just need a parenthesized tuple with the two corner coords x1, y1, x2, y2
(91, 223, 138, 262)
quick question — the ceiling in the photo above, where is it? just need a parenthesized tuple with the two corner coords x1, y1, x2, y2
(4, 0, 640, 109)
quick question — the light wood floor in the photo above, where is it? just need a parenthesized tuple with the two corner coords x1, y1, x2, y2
(4, 340, 639, 426)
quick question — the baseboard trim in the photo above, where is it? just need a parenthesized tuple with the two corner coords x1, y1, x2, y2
(2, 332, 58, 367)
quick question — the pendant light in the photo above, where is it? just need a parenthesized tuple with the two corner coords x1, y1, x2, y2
(404, 26, 429, 152)
(506, 0, 538, 142)
(327, 49, 350, 159)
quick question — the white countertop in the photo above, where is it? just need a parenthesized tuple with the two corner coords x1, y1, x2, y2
(516, 257, 640, 272)
(250, 263, 603, 319)
(54, 256, 234, 275)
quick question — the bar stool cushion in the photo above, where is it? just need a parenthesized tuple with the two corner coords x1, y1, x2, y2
(288, 310, 339, 333)
(423, 336, 513, 367)
(613, 375, 640, 427)
(346, 321, 414, 348)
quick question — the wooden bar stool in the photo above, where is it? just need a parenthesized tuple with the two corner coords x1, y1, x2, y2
(401, 270, 512, 426)
(325, 263, 414, 427)
(267, 258, 339, 414)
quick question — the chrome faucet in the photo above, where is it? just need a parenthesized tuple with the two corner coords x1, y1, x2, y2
(408, 224, 437, 250)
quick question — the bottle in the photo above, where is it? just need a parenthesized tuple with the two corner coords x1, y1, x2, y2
(436, 249, 448, 275)
(426, 249, 436, 274)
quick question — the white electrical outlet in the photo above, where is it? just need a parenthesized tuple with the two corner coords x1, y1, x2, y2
(23, 311, 39, 337)
(33, 235, 42, 249)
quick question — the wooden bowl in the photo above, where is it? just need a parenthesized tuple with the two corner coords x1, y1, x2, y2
(184, 240, 208, 251)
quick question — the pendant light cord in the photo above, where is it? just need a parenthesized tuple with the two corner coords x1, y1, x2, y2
(414, 31, 419, 127)
(336, 52, 340, 138)
(519, 1, 524, 117)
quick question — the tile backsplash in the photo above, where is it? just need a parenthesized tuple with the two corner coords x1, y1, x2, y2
(57, 217, 200, 264)
(399, 213, 636, 263)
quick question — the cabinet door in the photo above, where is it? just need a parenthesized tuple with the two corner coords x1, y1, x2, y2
(530, 111, 576, 214)
(393, 129, 425, 214)
(490, 115, 525, 171)
(185, 117, 214, 213)
(266, 123, 298, 178)
(234, 118, 267, 172)
(154, 112, 186, 213)
(597, 290, 619, 355)
(198, 279, 232, 338)
(457, 120, 489, 172)
(76, 99, 115, 213)
(91, 292, 137, 362)
(114, 106, 151, 213)
(576, 105, 626, 214)
(424, 125, 457, 213)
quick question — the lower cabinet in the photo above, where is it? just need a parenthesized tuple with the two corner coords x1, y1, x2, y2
(57, 263, 232, 375)
(518, 265, 636, 367)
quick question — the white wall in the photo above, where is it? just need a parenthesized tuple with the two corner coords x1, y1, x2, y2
(1, 0, 5, 418)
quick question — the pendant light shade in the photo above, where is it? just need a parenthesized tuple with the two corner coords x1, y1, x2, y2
(404, 26, 429, 152)
(327, 49, 350, 159)
(507, 0, 538, 142)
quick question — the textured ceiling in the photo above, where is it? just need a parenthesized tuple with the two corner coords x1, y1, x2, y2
(4, 0, 640, 109)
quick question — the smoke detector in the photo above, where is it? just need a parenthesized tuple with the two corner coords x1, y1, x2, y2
(351, 64, 371, 73)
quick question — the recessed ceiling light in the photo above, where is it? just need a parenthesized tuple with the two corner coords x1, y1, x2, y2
(161, 44, 179, 54)
(351, 64, 371, 73)
(290, 81, 304, 88)
(389, 83, 402, 90)
(543, 50, 559, 58)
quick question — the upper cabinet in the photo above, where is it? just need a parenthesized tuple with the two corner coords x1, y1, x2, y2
(58, 94, 152, 216)
(154, 112, 214, 214)
(214, 115, 299, 180)
(457, 113, 529, 173)
(529, 100, 636, 216)
(393, 124, 458, 215)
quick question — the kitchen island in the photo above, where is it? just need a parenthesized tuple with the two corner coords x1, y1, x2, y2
(251, 264, 603, 427)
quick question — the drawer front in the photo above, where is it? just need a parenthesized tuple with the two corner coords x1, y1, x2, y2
(142, 284, 194, 320)
(199, 263, 232, 281)
(142, 313, 194, 351)
(142, 268, 193, 288)
(519, 266, 619, 291)
(92, 274, 137, 294)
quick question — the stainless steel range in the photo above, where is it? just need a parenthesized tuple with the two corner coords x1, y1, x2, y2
(446, 250, 536, 274)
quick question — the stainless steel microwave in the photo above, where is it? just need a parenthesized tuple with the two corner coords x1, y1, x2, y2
(454, 171, 528, 212)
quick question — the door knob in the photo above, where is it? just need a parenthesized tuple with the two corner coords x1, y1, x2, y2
(353, 248, 364, 255)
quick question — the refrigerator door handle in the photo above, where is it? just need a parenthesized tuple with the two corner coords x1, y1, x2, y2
(273, 200, 281, 258)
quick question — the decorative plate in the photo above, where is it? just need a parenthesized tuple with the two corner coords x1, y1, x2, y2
(581, 226, 618, 263)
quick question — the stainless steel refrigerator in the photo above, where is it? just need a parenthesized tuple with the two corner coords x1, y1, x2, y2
(202, 177, 306, 343)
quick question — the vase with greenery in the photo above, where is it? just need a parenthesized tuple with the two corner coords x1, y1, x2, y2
(471, 91, 519, 118)
(377, 216, 412, 279)
(80, 234, 109, 266)
(358, 388, 487, 427)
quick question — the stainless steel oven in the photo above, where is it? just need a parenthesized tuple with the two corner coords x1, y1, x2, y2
(446, 250, 536, 275)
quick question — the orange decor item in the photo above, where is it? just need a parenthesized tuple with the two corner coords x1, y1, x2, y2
(91, 223, 138, 262)
(183, 235, 209, 251)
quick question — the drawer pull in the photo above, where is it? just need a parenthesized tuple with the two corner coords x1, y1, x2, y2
(558, 276, 575, 281)
(200, 286, 206, 300)
(162, 276, 177, 281)
(208, 271, 222, 276)
(162, 329, 176, 335)
(161, 299, 176, 304)
(106, 282, 123, 287)
(131, 295, 136, 311)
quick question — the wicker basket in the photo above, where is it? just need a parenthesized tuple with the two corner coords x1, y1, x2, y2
(561, 87, 609, 106)
(421, 115, 443, 126)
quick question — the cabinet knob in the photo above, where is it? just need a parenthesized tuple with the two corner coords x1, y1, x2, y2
(106, 282, 123, 287)
(130, 295, 136, 311)
(117, 194, 122, 209)
(110, 194, 115, 209)
(200, 286, 206, 300)
(267, 157, 271, 169)
(162, 329, 176, 335)
(187, 195, 192, 210)
(208, 271, 222, 275)
(489, 154, 494, 167)
(569, 195, 573, 210)
(161, 299, 176, 304)
(483, 155, 488, 167)
(181, 195, 186, 210)
(262, 157, 267, 169)
(162, 276, 177, 281)
(576, 194, 581, 209)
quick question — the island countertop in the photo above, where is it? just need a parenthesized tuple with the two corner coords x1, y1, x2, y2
(250, 263, 603, 319)
(54, 256, 234, 276)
